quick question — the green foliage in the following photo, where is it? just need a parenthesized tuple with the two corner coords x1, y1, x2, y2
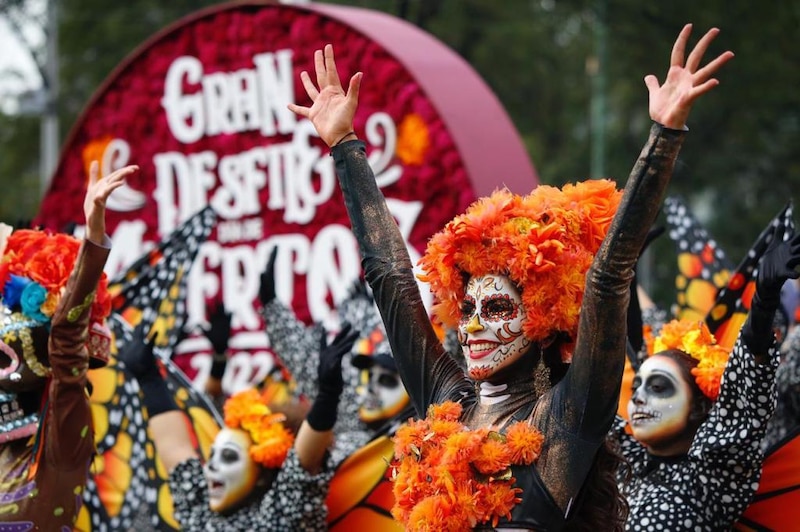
(1, 0, 798, 310)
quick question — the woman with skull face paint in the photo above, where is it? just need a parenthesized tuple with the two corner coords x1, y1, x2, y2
(288, 24, 732, 530)
(0, 162, 136, 529)
(119, 320, 359, 531)
(612, 219, 800, 530)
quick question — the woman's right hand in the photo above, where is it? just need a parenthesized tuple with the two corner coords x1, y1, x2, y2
(646, 24, 734, 130)
(288, 44, 362, 147)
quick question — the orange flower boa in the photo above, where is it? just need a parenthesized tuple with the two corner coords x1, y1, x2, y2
(391, 401, 544, 530)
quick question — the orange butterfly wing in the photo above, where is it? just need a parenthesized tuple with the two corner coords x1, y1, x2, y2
(326, 435, 403, 531)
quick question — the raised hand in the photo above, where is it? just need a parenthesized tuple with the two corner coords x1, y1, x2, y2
(287, 44, 362, 147)
(84, 161, 139, 244)
(646, 24, 734, 130)
(203, 303, 232, 355)
(754, 219, 800, 310)
(259, 247, 279, 306)
(317, 323, 359, 397)
(118, 325, 158, 380)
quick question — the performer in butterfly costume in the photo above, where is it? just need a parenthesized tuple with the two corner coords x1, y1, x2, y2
(0, 162, 138, 529)
(289, 24, 732, 530)
(119, 316, 357, 531)
(258, 248, 414, 465)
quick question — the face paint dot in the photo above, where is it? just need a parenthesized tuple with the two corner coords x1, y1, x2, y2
(54, 506, 64, 516)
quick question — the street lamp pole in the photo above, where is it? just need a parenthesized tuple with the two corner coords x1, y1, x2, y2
(40, 0, 58, 195)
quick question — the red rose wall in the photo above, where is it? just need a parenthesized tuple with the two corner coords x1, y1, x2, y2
(34, 1, 537, 391)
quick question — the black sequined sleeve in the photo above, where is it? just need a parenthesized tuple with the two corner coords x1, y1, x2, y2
(332, 141, 469, 417)
(534, 124, 686, 504)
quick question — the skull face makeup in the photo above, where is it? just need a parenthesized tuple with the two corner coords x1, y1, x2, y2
(357, 364, 410, 424)
(458, 275, 532, 380)
(203, 427, 261, 514)
(628, 355, 695, 456)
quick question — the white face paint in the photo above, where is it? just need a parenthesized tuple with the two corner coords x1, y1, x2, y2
(357, 365, 410, 424)
(627, 355, 694, 456)
(203, 427, 260, 513)
(458, 274, 531, 381)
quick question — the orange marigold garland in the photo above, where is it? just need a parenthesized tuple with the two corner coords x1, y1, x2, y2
(223, 388, 295, 469)
(645, 319, 730, 400)
(418, 181, 622, 363)
(391, 401, 544, 530)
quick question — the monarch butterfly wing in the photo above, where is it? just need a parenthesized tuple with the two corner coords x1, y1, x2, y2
(77, 322, 153, 531)
(706, 202, 795, 349)
(664, 196, 733, 321)
(326, 435, 403, 531)
(735, 427, 800, 531)
(107, 206, 217, 349)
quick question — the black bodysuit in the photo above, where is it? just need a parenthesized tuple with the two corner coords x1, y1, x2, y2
(331, 123, 686, 530)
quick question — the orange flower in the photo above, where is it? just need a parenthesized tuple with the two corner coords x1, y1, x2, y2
(505, 421, 544, 464)
(472, 437, 511, 475)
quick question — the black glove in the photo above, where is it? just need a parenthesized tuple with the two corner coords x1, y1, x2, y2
(118, 325, 177, 417)
(742, 220, 800, 354)
(259, 247, 279, 306)
(305, 323, 359, 431)
(203, 304, 232, 379)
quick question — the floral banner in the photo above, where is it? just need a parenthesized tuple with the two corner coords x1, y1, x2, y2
(34, 1, 536, 390)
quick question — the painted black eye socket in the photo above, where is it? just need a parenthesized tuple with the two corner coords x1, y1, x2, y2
(376, 373, 399, 389)
(645, 374, 676, 397)
(481, 294, 516, 321)
(220, 448, 240, 463)
(460, 296, 476, 322)
(631, 376, 642, 393)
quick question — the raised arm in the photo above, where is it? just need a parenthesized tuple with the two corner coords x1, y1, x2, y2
(294, 324, 358, 472)
(259, 247, 325, 399)
(289, 46, 461, 415)
(741, 218, 800, 361)
(561, 24, 734, 439)
(46, 162, 137, 464)
(118, 326, 198, 473)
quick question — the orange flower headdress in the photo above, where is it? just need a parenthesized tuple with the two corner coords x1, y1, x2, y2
(391, 401, 544, 530)
(418, 181, 622, 362)
(644, 319, 730, 400)
(223, 388, 295, 469)
(0, 228, 113, 369)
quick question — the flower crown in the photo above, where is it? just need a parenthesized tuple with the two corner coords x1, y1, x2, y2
(645, 319, 730, 400)
(418, 181, 622, 362)
(391, 401, 544, 530)
(0, 229, 112, 326)
(223, 388, 295, 468)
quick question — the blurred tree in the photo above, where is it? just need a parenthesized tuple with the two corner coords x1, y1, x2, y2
(1, 0, 798, 310)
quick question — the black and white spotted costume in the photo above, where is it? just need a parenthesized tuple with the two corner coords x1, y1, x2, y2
(169, 448, 334, 531)
(612, 335, 779, 531)
(262, 299, 370, 465)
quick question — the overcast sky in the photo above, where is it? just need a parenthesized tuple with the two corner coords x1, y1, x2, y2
(0, 11, 45, 113)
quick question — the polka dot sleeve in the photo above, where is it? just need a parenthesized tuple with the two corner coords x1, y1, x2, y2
(258, 447, 336, 531)
(169, 458, 214, 529)
(688, 335, 779, 523)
